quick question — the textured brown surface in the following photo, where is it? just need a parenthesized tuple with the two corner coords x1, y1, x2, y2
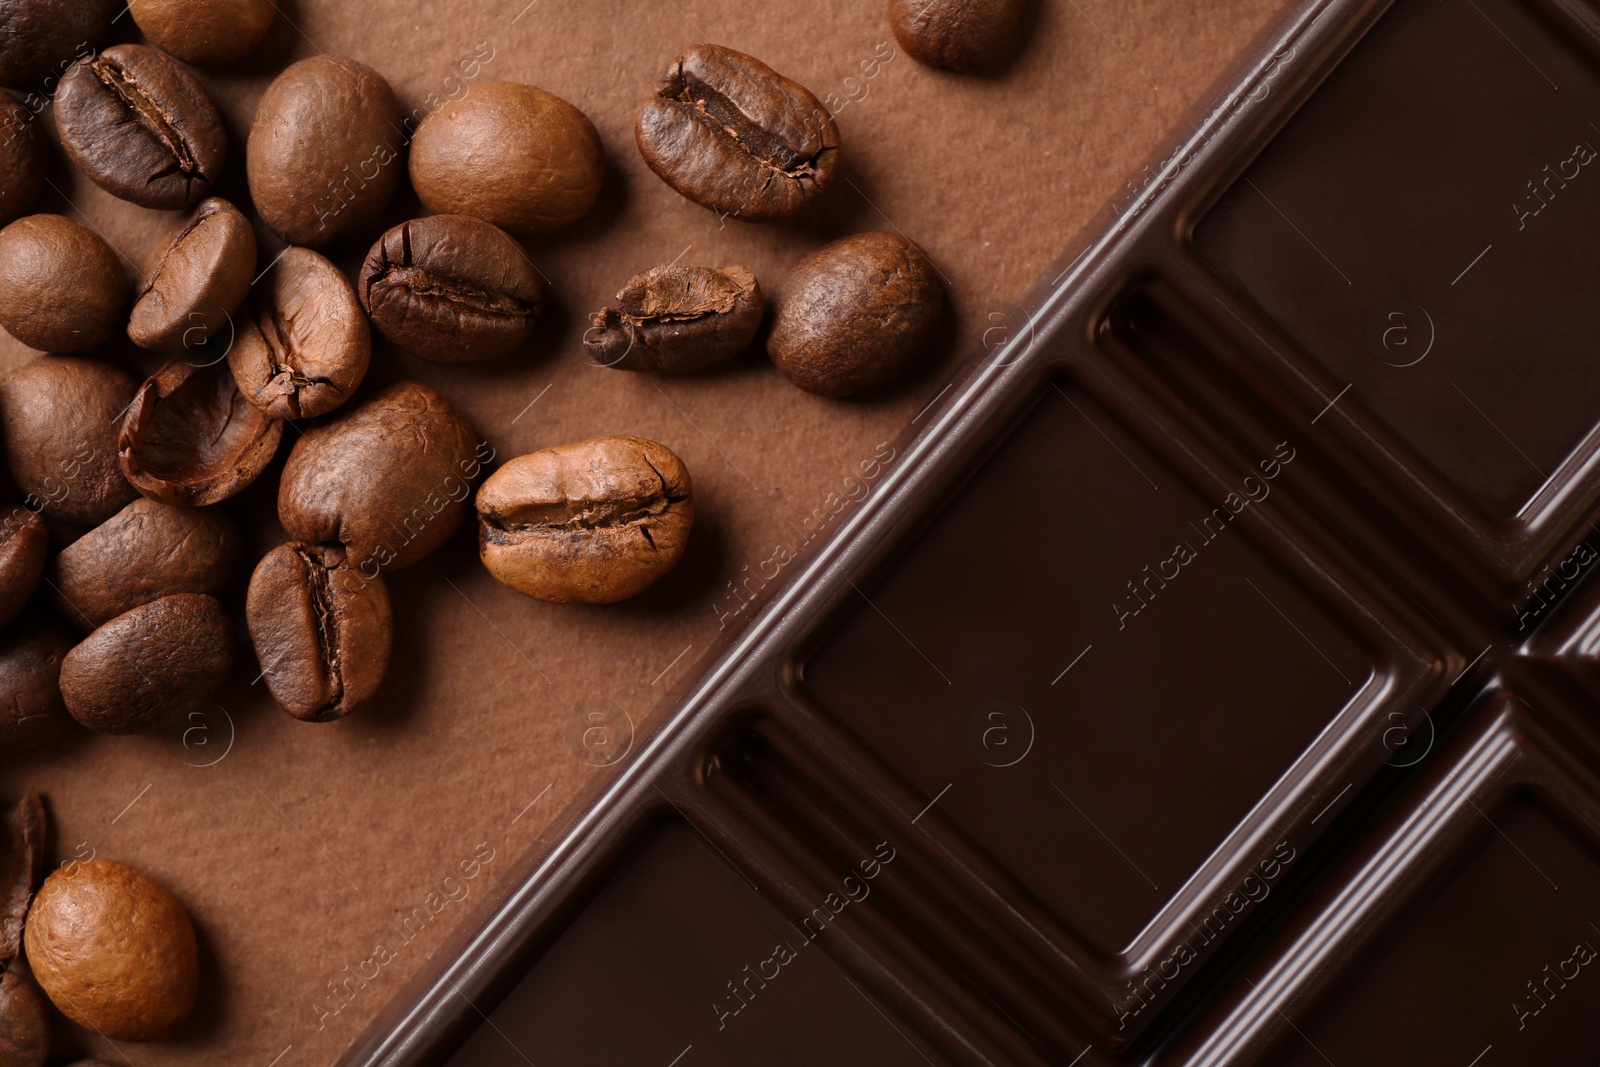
(0, 0, 1283, 1062)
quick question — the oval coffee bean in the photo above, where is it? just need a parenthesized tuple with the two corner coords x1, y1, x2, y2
(0, 96, 43, 227)
(768, 231, 943, 397)
(279, 381, 481, 572)
(0, 508, 45, 628)
(0, 615, 75, 751)
(889, 0, 1024, 72)
(636, 44, 839, 221)
(477, 436, 693, 604)
(51, 497, 239, 632)
(246, 541, 392, 722)
(247, 56, 404, 246)
(0, 215, 128, 353)
(0, 356, 138, 525)
(129, 0, 275, 65)
(229, 247, 369, 420)
(586, 264, 762, 373)
(0, 0, 116, 92)
(359, 215, 542, 364)
(129, 198, 255, 353)
(409, 82, 604, 235)
(54, 44, 226, 210)
(118, 358, 284, 507)
(58, 593, 231, 734)
(0, 969, 48, 1067)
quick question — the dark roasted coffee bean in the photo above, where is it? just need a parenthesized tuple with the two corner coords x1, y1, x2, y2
(636, 44, 839, 221)
(246, 541, 391, 722)
(768, 231, 943, 396)
(229, 246, 369, 419)
(1, 791, 44, 962)
(0, 616, 76, 751)
(0, 0, 116, 92)
(477, 436, 693, 604)
(0, 215, 128, 352)
(0, 356, 138, 525)
(279, 381, 482, 572)
(0, 969, 47, 1067)
(359, 215, 542, 364)
(889, 0, 1024, 72)
(0, 96, 43, 227)
(409, 82, 604, 236)
(586, 264, 762, 373)
(58, 593, 231, 734)
(129, 198, 255, 353)
(0, 507, 44, 627)
(54, 44, 226, 210)
(247, 56, 404, 247)
(118, 358, 283, 507)
(129, 0, 275, 65)
(51, 497, 239, 631)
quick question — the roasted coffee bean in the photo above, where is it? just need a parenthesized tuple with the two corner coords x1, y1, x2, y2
(768, 232, 943, 396)
(477, 436, 693, 604)
(636, 45, 839, 221)
(0, 0, 116, 92)
(0, 970, 47, 1067)
(25, 858, 199, 1041)
(0, 617, 76, 751)
(246, 541, 391, 722)
(118, 358, 283, 507)
(129, 0, 275, 65)
(359, 215, 542, 364)
(54, 44, 226, 210)
(0, 508, 45, 628)
(0, 356, 137, 526)
(889, 0, 1024, 72)
(247, 56, 404, 247)
(0, 97, 43, 228)
(585, 264, 762, 373)
(279, 382, 482, 572)
(229, 246, 369, 419)
(129, 198, 255, 352)
(58, 593, 231, 734)
(51, 497, 239, 631)
(2, 791, 44, 962)
(409, 81, 604, 235)
(0, 215, 128, 353)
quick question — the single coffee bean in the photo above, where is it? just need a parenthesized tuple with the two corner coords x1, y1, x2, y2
(409, 81, 604, 235)
(228, 246, 369, 419)
(51, 497, 239, 631)
(0, 618, 74, 751)
(54, 44, 226, 210)
(129, 0, 275, 65)
(0, 970, 47, 1067)
(2, 791, 45, 963)
(586, 264, 762, 373)
(118, 358, 283, 507)
(768, 232, 943, 396)
(279, 381, 482, 572)
(359, 215, 542, 364)
(25, 858, 199, 1041)
(889, 0, 1024, 72)
(0, 215, 128, 353)
(636, 45, 839, 221)
(128, 197, 256, 353)
(246, 541, 392, 722)
(0, 0, 116, 91)
(477, 436, 693, 604)
(0, 96, 43, 228)
(0, 356, 138, 525)
(247, 55, 404, 246)
(58, 593, 231, 734)
(0, 508, 45, 628)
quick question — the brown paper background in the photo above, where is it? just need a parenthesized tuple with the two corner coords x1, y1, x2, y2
(2, 0, 1282, 1062)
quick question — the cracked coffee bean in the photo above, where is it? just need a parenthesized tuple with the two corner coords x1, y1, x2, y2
(118, 358, 283, 507)
(768, 231, 943, 397)
(0, 509, 45, 629)
(0, 215, 128, 353)
(477, 436, 694, 604)
(0, 970, 47, 1067)
(51, 497, 239, 632)
(410, 81, 604, 235)
(2, 791, 44, 963)
(246, 541, 392, 722)
(229, 246, 369, 420)
(129, 197, 256, 353)
(0, 0, 117, 92)
(54, 44, 226, 210)
(279, 381, 482, 572)
(586, 263, 762, 373)
(889, 0, 1025, 72)
(636, 44, 839, 221)
(129, 0, 275, 65)
(247, 55, 404, 247)
(359, 214, 542, 365)
(0, 617, 75, 752)
(59, 593, 231, 734)
(0, 356, 138, 526)
(0, 97, 43, 228)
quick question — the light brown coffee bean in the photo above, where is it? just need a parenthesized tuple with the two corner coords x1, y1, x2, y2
(0, 507, 45, 628)
(0, 356, 138, 526)
(129, 0, 275, 65)
(129, 197, 256, 353)
(889, 0, 1025, 72)
(0, 215, 128, 353)
(585, 264, 762, 373)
